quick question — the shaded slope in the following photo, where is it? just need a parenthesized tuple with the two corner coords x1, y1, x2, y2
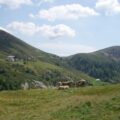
(0, 30, 43, 57)
(0, 30, 62, 65)
(98, 46, 120, 61)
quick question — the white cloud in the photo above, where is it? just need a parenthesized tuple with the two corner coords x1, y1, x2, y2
(44, 0, 54, 2)
(37, 42, 96, 56)
(38, 0, 55, 4)
(96, 0, 120, 15)
(30, 4, 99, 21)
(7, 21, 76, 39)
(34, 0, 55, 6)
(0, 0, 56, 9)
(0, 0, 32, 9)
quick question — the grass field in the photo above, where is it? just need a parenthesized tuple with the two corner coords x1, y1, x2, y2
(0, 84, 120, 120)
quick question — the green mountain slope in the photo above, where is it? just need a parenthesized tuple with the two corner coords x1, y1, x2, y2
(65, 46, 120, 83)
(0, 30, 96, 90)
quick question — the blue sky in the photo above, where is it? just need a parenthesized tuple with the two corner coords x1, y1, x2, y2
(0, 0, 120, 56)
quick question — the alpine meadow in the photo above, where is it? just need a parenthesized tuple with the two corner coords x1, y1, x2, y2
(0, 0, 120, 120)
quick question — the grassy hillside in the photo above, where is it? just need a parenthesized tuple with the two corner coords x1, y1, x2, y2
(0, 57, 98, 90)
(65, 46, 120, 83)
(0, 84, 120, 120)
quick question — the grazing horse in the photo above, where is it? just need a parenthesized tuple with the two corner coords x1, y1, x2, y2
(58, 85, 69, 90)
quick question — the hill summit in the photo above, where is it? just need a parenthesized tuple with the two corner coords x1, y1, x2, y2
(97, 46, 120, 61)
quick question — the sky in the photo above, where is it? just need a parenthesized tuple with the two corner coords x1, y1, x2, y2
(0, 0, 120, 56)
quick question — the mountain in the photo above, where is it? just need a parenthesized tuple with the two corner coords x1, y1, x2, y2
(0, 30, 96, 90)
(65, 46, 120, 83)
(1, 29, 119, 90)
(0, 30, 43, 57)
(0, 30, 64, 65)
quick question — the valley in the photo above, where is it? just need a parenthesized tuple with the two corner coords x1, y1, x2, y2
(0, 30, 106, 90)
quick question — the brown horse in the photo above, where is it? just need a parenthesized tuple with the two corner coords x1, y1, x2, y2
(75, 79, 87, 87)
